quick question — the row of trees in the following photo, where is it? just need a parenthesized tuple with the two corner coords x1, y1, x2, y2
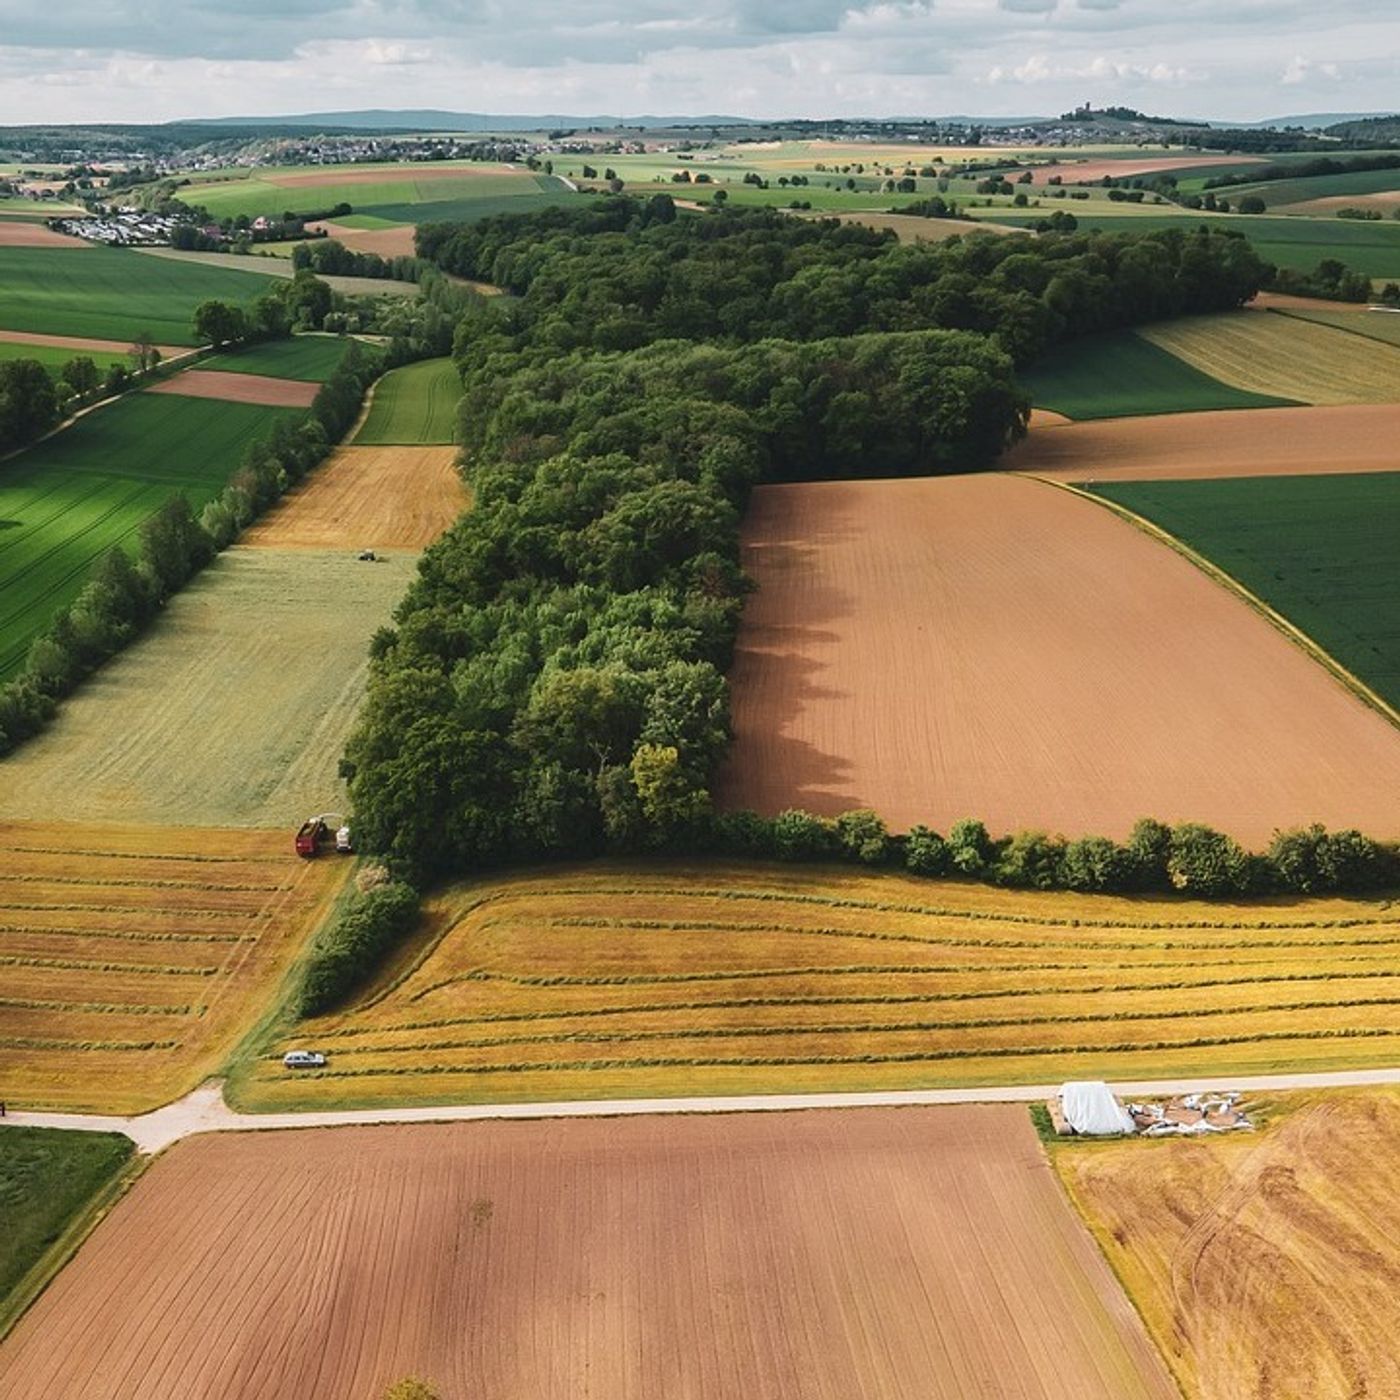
(0, 339, 384, 756)
(711, 809, 1394, 898)
(344, 201, 1276, 881)
(290, 238, 422, 284)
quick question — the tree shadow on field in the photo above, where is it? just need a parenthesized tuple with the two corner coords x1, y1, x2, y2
(717, 486, 871, 818)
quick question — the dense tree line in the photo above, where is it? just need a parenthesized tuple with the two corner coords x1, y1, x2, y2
(419, 197, 1267, 369)
(1204, 152, 1400, 193)
(291, 237, 422, 284)
(343, 200, 1277, 882)
(0, 340, 384, 755)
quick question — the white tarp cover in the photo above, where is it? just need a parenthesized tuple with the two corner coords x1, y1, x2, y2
(1060, 1081, 1135, 1136)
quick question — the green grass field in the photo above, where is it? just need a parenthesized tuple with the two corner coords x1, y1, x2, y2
(1091, 472, 1400, 710)
(0, 246, 278, 345)
(0, 393, 301, 676)
(201, 334, 351, 381)
(1228, 166, 1400, 208)
(355, 356, 459, 444)
(0, 1128, 133, 1333)
(1021, 329, 1298, 420)
(0, 342, 130, 372)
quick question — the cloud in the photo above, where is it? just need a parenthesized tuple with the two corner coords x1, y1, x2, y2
(1281, 54, 1341, 85)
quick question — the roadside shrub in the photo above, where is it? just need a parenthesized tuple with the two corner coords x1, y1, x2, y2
(1167, 823, 1250, 896)
(947, 818, 994, 877)
(904, 825, 949, 876)
(993, 830, 1066, 889)
(772, 809, 834, 862)
(834, 808, 891, 865)
(298, 881, 420, 1017)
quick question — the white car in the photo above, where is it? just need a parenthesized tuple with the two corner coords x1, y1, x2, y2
(283, 1050, 327, 1069)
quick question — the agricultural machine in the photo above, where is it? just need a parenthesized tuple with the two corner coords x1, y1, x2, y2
(294, 813, 353, 858)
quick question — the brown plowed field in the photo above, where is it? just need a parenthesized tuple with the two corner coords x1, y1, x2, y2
(307, 220, 417, 258)
(716, 475, 1400, 844)
(1058, 1091, 1400, 1399)
(1016, 155, 1258, 185)
(0, 220, 89, 247)
(1276, 191, 1400, 216)
(0, 1107, 1176, 1400)
(240, 445, 465, 550)
(0, 820, 343, 1113)
(0, 328, 185, 358)
(146, 369, 320, 407)
(1007, 403, 1400, 482)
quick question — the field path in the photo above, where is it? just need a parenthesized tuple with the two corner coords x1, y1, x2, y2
(11, 1066, 1400, 1155)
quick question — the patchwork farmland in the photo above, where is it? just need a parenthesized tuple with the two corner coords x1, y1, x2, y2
(716, 474, 1400, 844)
(0, 821, 343, 1113)
(1057, 1090, 1400, 1400)
(238, 863, 1400, 1110)
(0, 1108, 1176, 1400)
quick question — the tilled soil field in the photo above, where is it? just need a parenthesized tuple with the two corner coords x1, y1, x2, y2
(715, 475, 1400, 843)
(0, 820, 342, 1112)
(240, 445, 465, 550)
(1057, 1091, 1400, 1400)
(146, 369, 321, 408)
(0, 1107, 1175, 1400)
(1006, 403, 1400, 481)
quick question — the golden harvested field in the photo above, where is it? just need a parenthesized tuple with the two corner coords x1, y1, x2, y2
(714, 475, 1400, 845)
(306, 219, 417, 258)
(0, 547, 414, 829)
(1057, 1091, 1400, 1400)
(1139, 311, 1400, 404)
(240, 444, 466, 550)
(0, 1107, 1175, 1399)
(1009, 402, 1400, 481)
(238, 863, 1400, 1110)
(145, 368, 320, 407)
(0, 820, 343, 1112)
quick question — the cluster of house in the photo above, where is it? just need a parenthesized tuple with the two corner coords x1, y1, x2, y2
(1049, 1081, 1254, 1138)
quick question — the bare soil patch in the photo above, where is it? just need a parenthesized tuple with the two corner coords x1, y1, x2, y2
(240, 445, 464, 550)
(1276, 191, 1400, 216)
(716, 474, 1400, 844)
(0, 328, 185, 358)
(1009, 403, 1400, 482)
(145, 369, 320, 408)
(0, 1107, 1174, 1399)
(307, 220, 417, 258)
(1019, 155, 1257, 186)
(1058, 1091, 1400, 1400)
(0, 221, 89, 248)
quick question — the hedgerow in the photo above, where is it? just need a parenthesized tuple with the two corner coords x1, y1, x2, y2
(297, 881, 422, 1017)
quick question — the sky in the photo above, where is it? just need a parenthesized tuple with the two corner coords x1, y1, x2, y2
(0, 0, 1396, 125)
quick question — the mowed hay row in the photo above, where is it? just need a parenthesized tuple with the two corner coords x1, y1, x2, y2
(0, 1109, 1175, 1400)
(0, 548, 415, 830)
(714, 475, 1400, 847)
(1138, 311, 1400, 404)
(241, 863, 1400, 1109)
(0, 821, 345, 1112)
(1057, 1091, 1400, 1400)
(1007, 402, 1400, 482)
(240, 445, 465, 551)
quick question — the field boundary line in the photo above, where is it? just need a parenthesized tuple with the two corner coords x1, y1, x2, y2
(1019, 472, 1400, 736)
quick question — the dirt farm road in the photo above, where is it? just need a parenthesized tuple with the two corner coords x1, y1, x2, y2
(9, 1066, 1400, 1153)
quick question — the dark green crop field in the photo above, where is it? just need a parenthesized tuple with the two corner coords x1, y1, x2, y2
(201, 334, 351, 381)
(366, 187, 576, 226)
(0, 1128, 133, 1331)
(1091, 472, 1400, 710)
(1021, 329, 1297, 420)
(0, 246, 278, 345)
(1230, 166, 1400, 208)
(354, 355, 459, 444)
(0, 392, 300, 676)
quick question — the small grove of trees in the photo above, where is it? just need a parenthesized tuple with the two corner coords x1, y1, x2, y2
(291, 237, 422, 285)
(297, 880, 420, 1016)
(192, 270, 333, 349)
(0, 340, 386, 756)
(0, 358, 60, 454)
(1270, 257, 1373, 303)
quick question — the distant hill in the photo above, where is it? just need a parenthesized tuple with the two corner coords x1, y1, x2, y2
(190, 110, 759, 132)
(1323, 114, 1400, 142)
(1246, 112, 1400, 131)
